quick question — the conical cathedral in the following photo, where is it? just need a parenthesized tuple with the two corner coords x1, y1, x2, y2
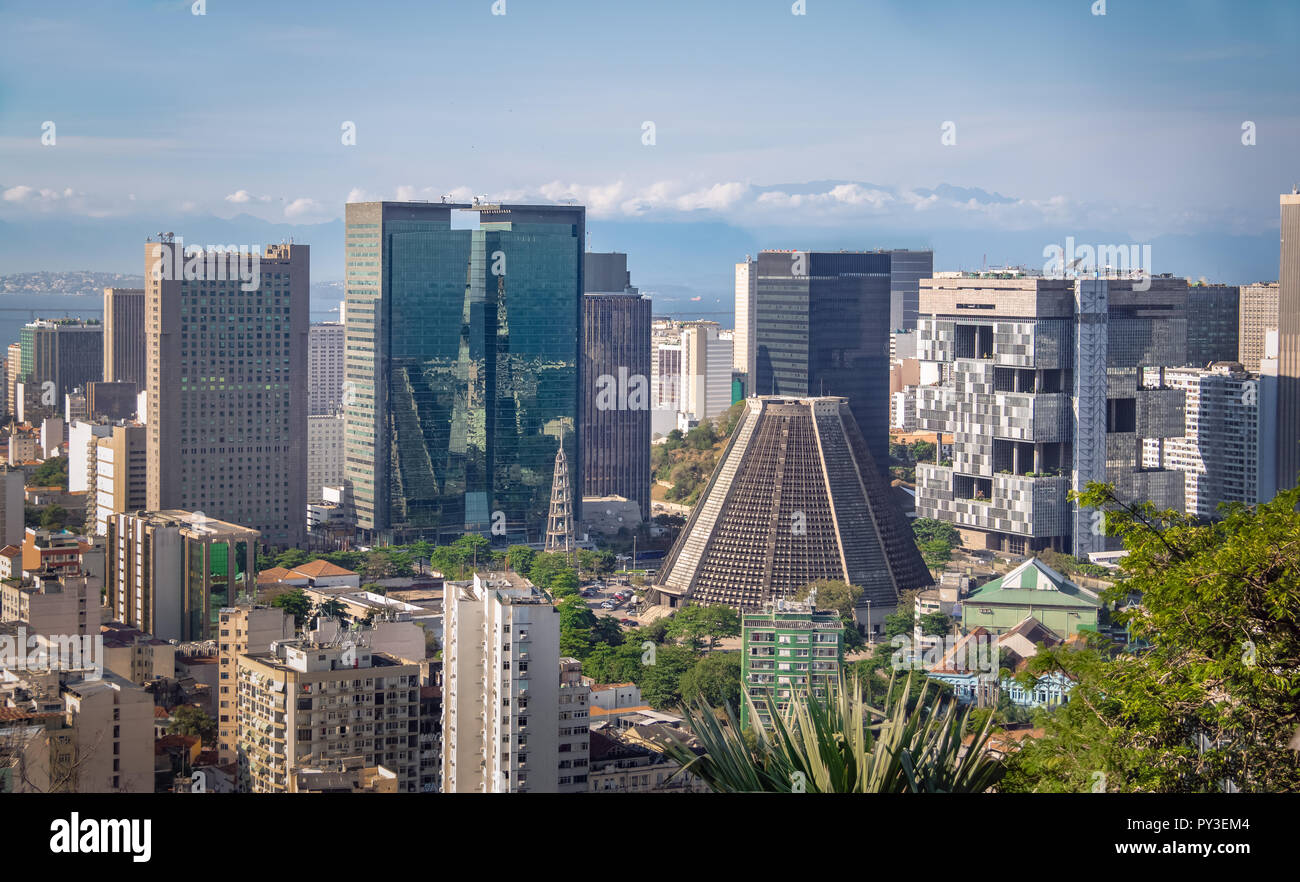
(651, 396, 931, 613)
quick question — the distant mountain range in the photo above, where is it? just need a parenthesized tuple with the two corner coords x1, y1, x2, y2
(0, 208, 1281, 325)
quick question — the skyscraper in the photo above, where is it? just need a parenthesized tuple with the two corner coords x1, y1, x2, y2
(582, 290, 651, 517)
(916, 273, 1194, 557)
(1186, 284, 1239, 366)
(343, 202, 584, 544)
(18, 319, 103, 419)
(144, 238, 308, 546)
(103, 287, 146, 387)
(733, 257, 756, 378)
(1238, 282, 1280, 372)
(308, 321, 345, 415)
(1276, 190, 1300, 491)
(750, 250, 918, 471)
(679, 321, 732, 423)
(651, 396, 930, 625)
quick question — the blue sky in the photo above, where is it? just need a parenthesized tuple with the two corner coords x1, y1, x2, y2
(1, 0, 1297, 290)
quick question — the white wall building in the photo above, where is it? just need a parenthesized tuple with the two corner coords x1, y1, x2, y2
(442, 572, 560, 793)
(307, 413, 345, 504)
(308, 322, 345, 417)
(680, 321, 733, 423)
(734, 258, 756, 376)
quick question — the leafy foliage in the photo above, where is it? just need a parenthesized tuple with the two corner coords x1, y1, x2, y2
(1001, 482, 1300, 792)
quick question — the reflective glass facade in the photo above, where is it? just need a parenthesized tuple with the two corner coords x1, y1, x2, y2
(345, 203, 583, 544)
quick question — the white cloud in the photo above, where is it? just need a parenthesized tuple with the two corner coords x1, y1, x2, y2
(224, 189, 271, 204)
(284, 197, 321, 218)
(3, 185, 76, 204)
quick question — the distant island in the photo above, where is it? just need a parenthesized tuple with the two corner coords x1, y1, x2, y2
(0, 271, 145, 297)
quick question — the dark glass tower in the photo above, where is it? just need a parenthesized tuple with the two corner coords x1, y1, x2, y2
(750, 250, 893, 471)
(582, 291, 652, 518)
(344, 202, 584, 544)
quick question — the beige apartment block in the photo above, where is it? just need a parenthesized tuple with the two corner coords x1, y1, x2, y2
(216, 602, 294, 764)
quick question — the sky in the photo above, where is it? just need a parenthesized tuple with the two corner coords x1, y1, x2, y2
(1, 0, 1298, 298)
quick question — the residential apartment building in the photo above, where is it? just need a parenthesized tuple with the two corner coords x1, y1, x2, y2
(307, 413, 345, 504)
(216, 603, 295, 763)
(557, 656, 591, 793)
(91, 423, 148, 536)
(740, 597, 843, 731)
(236, 638, 422, 793)
(442, 572, 561, 793)
(679, 321, 733, 424)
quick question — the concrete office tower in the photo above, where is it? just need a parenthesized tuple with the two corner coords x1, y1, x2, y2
(1277, 190, 1300, 491)
(1150, 363, 1270, 517)
(442, 572, 561, 793)
(915, 274, 1192, 557)
(584, 251, 636, 294)
(5, 343, 19, 419)
(18, 319, 104, 420)
(0, 468, 23, 547)
(1237, 283, 1279, 372)
(307, 413, 345, 504)
(92, 424, 147, 536)
(651, 340, 682, 437)
(749, 251, 903, 472)
(1187, 284, 1240, 366)
(679, 321, 733, 423)
(734, 257, 757, 377)
(216, 603, 295, 763)
(308, 321, 345, 416)
(144, 239, 308, 546)
(85, 381, 138, 421)
(557, 657, 591, 793)
(236, 638, 423, 793)
(103, 287, 146, 387)
(651, 397, 931, 624)
(1239, 282, 1280, 372)
(583, 290, 652, 518)
(106, 510, 259, 642)
(739, 596, 843, 731)
(889, 249, 936, 332)
(343, 202, 584, 544)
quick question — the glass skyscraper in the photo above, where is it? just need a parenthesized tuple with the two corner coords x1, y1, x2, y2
(750, 250, 894, 471)
(344, 202, 584, 544)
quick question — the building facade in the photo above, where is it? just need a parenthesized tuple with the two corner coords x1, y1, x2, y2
(103, 287, 146, 387)
(1277, 191, 1300, 492)
(740, 597, 843, 731)
(582, 292, 651, 518)
(442, 573, 561, 793)
(145, 238, 308, 546)
(308, 321, 345, 416)
(1238, 282, 1279, 373)
(343, 202, 584, 544)
(307, 413, 345, 504)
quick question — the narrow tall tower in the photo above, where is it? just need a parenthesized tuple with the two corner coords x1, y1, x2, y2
(545, 442, 575, 555)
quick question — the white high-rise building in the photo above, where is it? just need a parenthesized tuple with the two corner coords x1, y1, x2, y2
(557, 657, 591, 793)
(307, 413, 345, 504)
(1147, 360, 1276, 517)
(733, 257, 756, 377)
(442, 573, 561, 793)
(308, 322, 345, 416)
(680, 321, 733, 424)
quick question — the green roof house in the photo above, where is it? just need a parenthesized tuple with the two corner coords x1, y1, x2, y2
(960, 558, 1101, 638)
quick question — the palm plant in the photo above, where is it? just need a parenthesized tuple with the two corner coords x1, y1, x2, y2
(651, 672, 1004, 793)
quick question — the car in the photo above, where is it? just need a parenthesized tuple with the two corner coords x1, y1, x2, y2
(619, 618, 636, 626)
(601, 600, 616, 609)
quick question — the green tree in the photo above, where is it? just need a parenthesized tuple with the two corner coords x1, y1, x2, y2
(1002, 482, 1300, 793)
(550, 569, 580, 598)
(31, 456, 68, 488)
(582, 641, 647, 684)
(920, 610, 952, 637)
(638, 644, 699, 710)
(680, 651, 742, 708)
(528, 552, 574, 592)
(665, 604, 738, 652)
(167, 706, 217, 746)
(39, 504, 68, 531)
(882, 609, 914, 640)
(794, 580, 863, 619)
(557, 597, 598, 659)
(313, 598, 348, 623)
(270, 588, 311, 627)
(503, 544, 534, 574)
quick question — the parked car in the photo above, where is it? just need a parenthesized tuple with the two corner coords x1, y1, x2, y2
(619, 618, 636, 627)
(601, 600, 616, 609)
